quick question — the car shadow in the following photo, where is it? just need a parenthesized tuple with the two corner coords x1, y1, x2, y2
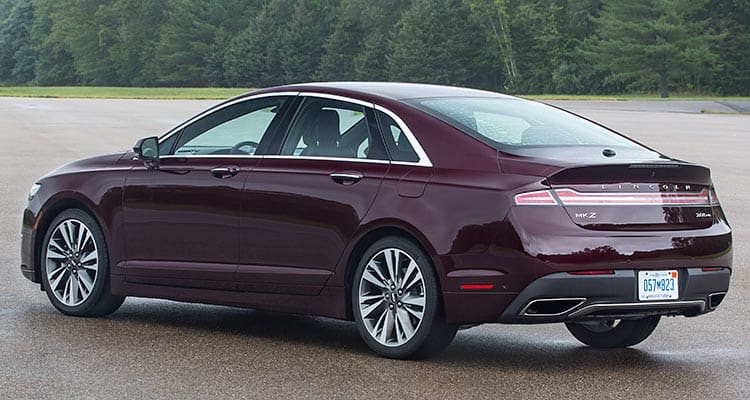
(36, 298, 708, 376)
(108, 299, 370, 354)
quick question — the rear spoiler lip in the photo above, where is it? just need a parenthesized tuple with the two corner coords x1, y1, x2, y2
(544, 163, 712, 186)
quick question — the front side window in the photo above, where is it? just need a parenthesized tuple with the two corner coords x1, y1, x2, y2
(280, 97, 387, 160)
(171, 96, 288, 156)
(405, 97, 641, 150)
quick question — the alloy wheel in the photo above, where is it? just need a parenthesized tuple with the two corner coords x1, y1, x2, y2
(45, 219, 99, 306)
(357, 248, 426, 347)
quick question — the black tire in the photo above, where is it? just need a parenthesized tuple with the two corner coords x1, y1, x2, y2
(352, 236, 458, 359)
(40, 209, 125, 317)
(565, 316, 661, 348)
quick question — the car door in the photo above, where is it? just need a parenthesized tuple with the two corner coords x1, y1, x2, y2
(237, 95, 391, 295)
(122, 95, 294, 290)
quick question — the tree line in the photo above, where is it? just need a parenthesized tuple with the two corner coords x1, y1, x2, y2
(1, 0, 748, 96)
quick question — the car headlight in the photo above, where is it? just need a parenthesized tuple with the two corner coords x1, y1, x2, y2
(28, 183, 41, 201)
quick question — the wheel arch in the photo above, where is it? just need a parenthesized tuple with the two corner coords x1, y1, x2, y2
(341, 222, 444, 320)
(33, 195, 106, 286)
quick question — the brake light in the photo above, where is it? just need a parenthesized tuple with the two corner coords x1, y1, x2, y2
(554, 188, 711, 206)
(514, 190, 558, 205)
(567, 270, 615, 275)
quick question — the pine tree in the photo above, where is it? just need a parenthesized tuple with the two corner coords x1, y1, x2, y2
(583, 0, 718, 97)
(279, 0, 337, 84)
(224, 0, 294, 87)
(0, 0, 36, 83)
(387, 0, 488, 88)
(316, 3, 363, 81)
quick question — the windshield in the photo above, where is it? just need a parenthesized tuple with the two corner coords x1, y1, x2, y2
(405, 97, 641, 150)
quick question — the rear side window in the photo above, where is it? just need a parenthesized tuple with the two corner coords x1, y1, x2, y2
(375, 110, 419, 163)
(405, 97, 641, 149)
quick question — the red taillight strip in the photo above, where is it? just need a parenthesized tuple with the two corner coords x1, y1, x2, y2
(554, 188, 711, 206)
(514, 190, 558, 205)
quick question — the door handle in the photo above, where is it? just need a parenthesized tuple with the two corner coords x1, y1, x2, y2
(330, 172, 363, 185)
(211, 166, 239, 179)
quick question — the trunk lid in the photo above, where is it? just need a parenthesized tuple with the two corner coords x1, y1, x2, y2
(501, 146, 717, 231)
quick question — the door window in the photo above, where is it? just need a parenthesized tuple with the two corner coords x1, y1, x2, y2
(171, 96, 288, 156)
(280, 97, 388, 160)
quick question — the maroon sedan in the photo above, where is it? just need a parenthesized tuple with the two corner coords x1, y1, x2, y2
(21, 83, 732, 358)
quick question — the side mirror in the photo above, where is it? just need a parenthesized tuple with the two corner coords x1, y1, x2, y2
(133, 136, 159, 168)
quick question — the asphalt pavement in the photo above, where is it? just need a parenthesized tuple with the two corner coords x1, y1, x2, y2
(0, 97, 748, 399)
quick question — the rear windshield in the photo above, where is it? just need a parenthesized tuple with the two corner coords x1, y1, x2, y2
(404, 97, 641, 149)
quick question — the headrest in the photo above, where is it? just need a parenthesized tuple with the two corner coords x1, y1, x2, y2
(304, 109, 340, 147)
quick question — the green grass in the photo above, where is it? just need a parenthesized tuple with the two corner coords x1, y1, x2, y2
(0, 86, 748, 101)
(0, 86, 256, 99)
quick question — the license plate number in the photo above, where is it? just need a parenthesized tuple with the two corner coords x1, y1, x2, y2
(638, 270, 679, 301)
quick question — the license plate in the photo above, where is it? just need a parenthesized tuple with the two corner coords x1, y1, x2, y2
(638, 270, 679, 301)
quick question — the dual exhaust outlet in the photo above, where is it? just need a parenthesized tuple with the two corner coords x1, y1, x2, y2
(521, 292, 727, 318)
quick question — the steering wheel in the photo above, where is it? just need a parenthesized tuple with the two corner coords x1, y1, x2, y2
(230, 140, 259, 155)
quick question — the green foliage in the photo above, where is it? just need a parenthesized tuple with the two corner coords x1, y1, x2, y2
(0, 0, 747, 94)
(224, 0, 294, 87)
(0, 0, 36, 84)
(582, 0, 718, 97)
(279, 0, 337, 84)
(387, 0, 491, 88)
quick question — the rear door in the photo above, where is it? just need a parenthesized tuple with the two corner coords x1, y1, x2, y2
(237, 95, 391, 294)
(123, 95, 293, 289)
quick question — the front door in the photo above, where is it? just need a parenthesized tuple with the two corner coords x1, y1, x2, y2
(123, 95, 293, 289)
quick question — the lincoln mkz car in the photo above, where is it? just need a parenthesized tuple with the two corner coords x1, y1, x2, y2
(21, 82, 732, 358)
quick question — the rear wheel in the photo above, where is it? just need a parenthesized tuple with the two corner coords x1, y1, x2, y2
(40, 209, 125, 317)
(352, 237, 457, 359)
(565, 316, 660, 348)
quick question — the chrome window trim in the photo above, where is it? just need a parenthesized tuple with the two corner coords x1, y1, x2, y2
(160, 154, 263, 159)
(372, 104, 432, 168)
(155, 90, 433, 168)
(157, 91, 300, 146)
(263, 155, 390, 165)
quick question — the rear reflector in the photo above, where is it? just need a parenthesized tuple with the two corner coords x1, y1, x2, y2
(567, 270, 615, 275)
(554, 188, 711, 206)
(514, 190, 558, 205)
(460, 284, 495, 290)
(701, 267, 723, 272)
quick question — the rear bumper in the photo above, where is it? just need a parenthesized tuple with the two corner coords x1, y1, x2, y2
(498, 267, 730, 323)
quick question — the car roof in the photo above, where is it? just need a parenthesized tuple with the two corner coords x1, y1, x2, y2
(255, 82, 515, 102)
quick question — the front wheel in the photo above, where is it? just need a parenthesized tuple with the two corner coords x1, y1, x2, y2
(565, 316, 661, 348)
(352, 237, 457, 359)
(40, 209, 125, 317)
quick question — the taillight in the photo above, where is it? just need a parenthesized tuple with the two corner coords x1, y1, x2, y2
(554, 188, 711, 206)
(708, 187, 720, 205)
(514, 190, 558, 205)
(514, 187, 716, 206)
